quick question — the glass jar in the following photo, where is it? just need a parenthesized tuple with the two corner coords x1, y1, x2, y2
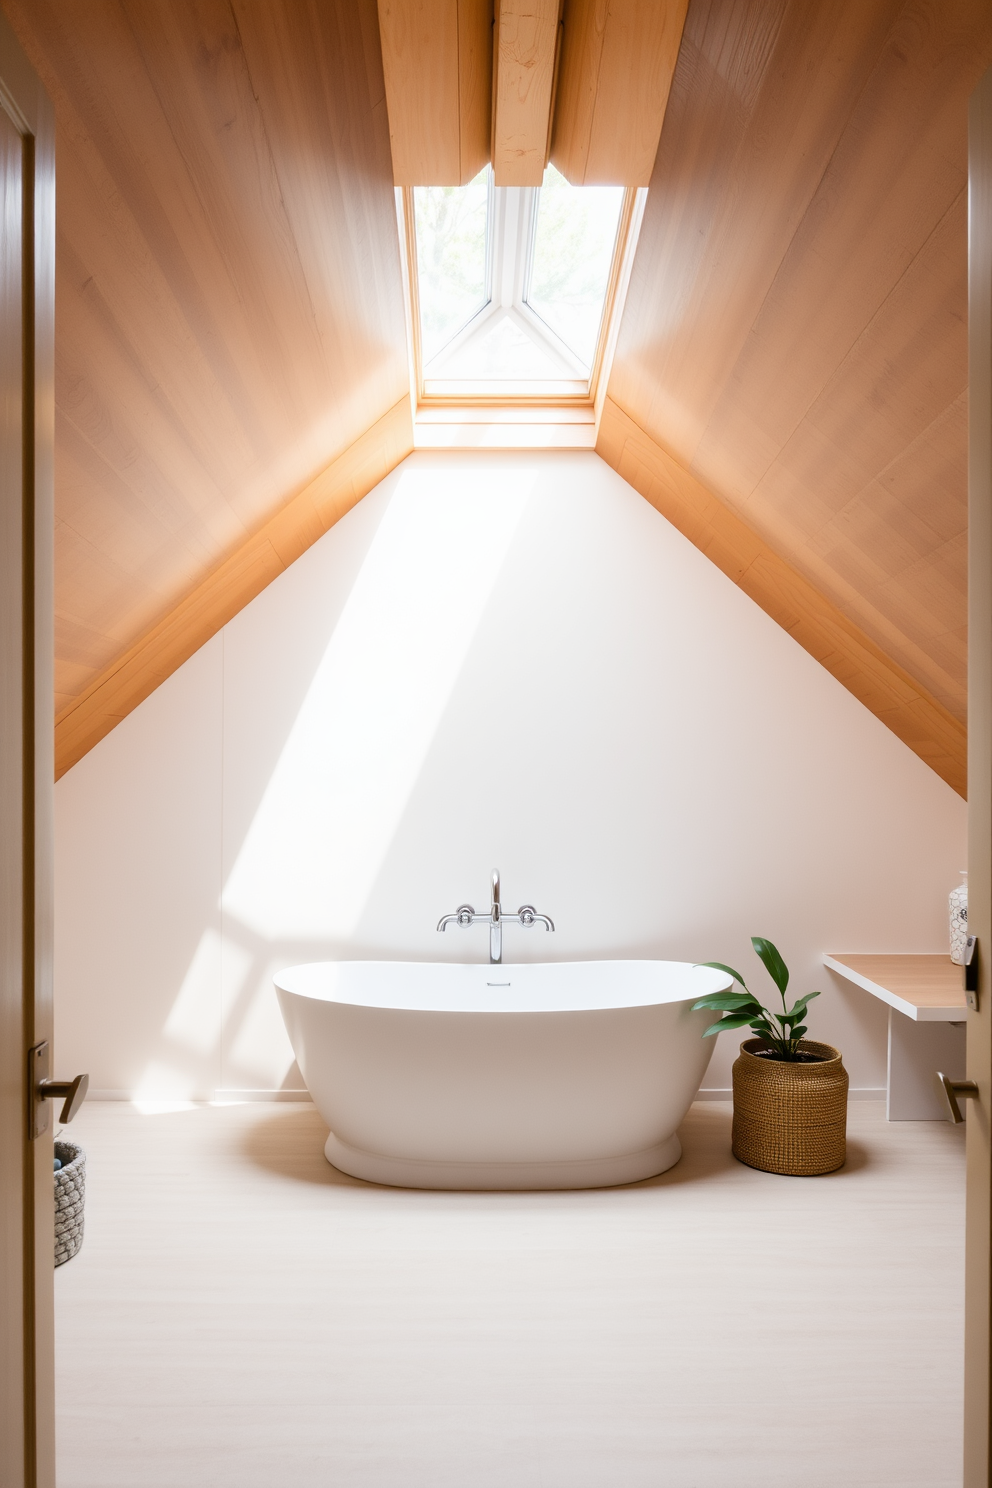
(949, 872, 968, 965)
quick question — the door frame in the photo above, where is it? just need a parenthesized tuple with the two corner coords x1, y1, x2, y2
(0, 12, 55, 1488)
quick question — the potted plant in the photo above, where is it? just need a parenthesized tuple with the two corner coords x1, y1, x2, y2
(693, 937, 848, 1176)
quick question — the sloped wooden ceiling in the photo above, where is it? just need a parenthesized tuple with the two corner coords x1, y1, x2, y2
(602, 0, 992, 795)
(1, 0, 412, 756)
(1, 0, 987, 797)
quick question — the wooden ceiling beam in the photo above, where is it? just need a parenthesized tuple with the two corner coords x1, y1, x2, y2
(491, 0, 561, 186)
(379, 0, 690, 187)
(551, 0, 689, 186)
(378, 0, 492, 185)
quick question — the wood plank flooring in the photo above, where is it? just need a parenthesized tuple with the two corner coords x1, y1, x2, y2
(54, 1100, 964, 1487)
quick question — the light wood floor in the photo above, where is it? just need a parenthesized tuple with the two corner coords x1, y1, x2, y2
(55, 1101, 964, 1488)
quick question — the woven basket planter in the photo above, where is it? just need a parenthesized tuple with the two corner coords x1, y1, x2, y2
(731, 1038, 848, 1176)
(54, 1140, 85, 1266)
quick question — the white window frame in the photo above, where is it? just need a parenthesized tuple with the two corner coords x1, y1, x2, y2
(399, 176, 645, 411)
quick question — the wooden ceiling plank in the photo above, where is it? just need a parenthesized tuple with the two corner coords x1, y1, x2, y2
(54, 272, 249, 550)
(233, 0, 409, 364)
(379, 0, 492, 184)
(54, 399, 415, 780)
(491, 0, 560, 186)
(875, 393, 968, 545)
(3, 0, 411, 725)
(609, 0, 990, 748)
(49, 5, 294, 453)
(612, 0, 907, 465)
(690, 7, 985, 508)
(724, 450, 969, 717)
(597, 395, 967, 797)
(551, 0, 689, 186)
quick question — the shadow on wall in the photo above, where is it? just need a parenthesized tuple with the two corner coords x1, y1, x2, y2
(53, 453, 965, 1102)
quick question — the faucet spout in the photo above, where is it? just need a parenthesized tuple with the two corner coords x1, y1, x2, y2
(490, 870, 502, 964)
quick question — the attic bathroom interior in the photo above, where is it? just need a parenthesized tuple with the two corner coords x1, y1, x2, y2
(1, 2, 991, 1486)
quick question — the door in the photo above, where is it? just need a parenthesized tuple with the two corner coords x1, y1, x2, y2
(0, 14, 54, 1488)
(968, 62, 992, 1488)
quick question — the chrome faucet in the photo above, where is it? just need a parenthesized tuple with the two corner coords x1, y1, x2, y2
(437, 870, 554, 964)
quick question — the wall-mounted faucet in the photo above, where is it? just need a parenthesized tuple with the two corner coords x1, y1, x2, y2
(437, 870, 554, 964)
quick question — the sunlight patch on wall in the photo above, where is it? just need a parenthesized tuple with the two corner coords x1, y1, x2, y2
(221, 463, 535, 940)
(225, 953, 300, 1088)
(161, 928, 227, 1055)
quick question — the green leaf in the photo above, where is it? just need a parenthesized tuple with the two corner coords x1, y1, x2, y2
(752, 1023, 783, 1040)
(783, 990, 820, 1021)
(750, 1012, 778, 1033)
(697, 962, 749, 992)
(790, 1025, 807, 1040)
(691, 992, 760, 1013)
(706, 1011, 764, 1031)
(751, 937, 789, 995)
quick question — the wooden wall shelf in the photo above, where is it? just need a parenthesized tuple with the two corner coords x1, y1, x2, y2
(823, 953, 966, 1022)
(823, 952, 966, 1121)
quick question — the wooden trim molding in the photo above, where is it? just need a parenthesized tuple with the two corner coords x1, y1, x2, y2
(54, 397, 414, 780)
(597, 396, 967, 797)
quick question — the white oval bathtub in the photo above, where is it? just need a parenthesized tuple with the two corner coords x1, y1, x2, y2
(274, 960, 731, 1190)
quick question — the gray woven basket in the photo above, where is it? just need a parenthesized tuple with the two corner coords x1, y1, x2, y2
(54, 1140, 85, 1266)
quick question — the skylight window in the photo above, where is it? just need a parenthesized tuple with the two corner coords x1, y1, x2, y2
(526, 170, 624, 370)
(406, 165, 634, 404)
(414, 172, 490, 363)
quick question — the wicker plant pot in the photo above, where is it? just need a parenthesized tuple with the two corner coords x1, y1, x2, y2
(731, 1038, 848, 1176)
(54, 1140, 85, 1266)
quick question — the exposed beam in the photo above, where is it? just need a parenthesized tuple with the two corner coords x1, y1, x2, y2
(491, 0, 560, 185)
(54, 399, 414, 779)
(551, 0, 688, 185)
(378, 0, 492, 185)
(597, 396, 967, 796)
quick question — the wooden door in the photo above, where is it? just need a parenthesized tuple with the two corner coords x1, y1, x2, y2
(0, 13, 54, 1488)
(967, 63, 992, 1488)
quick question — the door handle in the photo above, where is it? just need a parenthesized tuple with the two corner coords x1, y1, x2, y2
(39, 1074, 89, 1124)
(936, 1070, 979, 1125)
(28, 1042, 89, 1137)
(964, 935, 979, 1011)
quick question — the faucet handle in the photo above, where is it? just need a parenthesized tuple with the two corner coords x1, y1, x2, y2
(516, 906, 555, 931)
(437, 904, 478, 932)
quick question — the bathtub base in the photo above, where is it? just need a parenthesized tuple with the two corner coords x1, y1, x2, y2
(323, 1131, 682, 1190)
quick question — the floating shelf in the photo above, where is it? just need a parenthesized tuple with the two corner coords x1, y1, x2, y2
(823, 953, 965, 1023)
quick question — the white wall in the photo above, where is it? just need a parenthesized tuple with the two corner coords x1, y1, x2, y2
(55, 451, 966, 1101)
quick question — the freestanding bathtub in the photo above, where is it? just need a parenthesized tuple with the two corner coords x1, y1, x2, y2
(274, 960, 731, 1190)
